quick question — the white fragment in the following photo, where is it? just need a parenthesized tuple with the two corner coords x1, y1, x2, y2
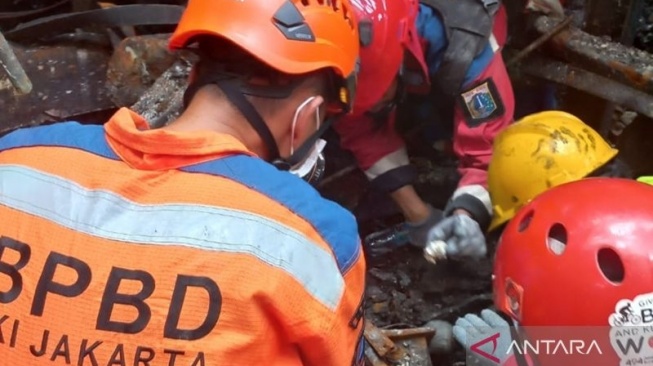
(424, 240, 447, 264)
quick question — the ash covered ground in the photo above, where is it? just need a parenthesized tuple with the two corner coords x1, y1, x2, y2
(320, 132, 496, 364)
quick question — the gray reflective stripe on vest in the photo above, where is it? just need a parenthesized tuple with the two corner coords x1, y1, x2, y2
(420, 0, 500, 95)
(0, 164, 345, 311)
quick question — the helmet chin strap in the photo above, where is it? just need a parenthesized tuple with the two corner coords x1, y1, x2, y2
(214, 77, 281, 161)
(184, 72, 336, 170)
(510, 326, 532, 366)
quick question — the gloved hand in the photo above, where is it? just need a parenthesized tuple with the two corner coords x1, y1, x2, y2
(453, 309, 514, 366)
(427, 214, 486, 259)
(406, 205, 444, 248)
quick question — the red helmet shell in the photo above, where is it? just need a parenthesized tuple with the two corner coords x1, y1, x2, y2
(494, 178, 653, 365)
(350, 0, 428, 113)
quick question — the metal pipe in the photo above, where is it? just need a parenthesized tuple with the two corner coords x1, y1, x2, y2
(599, 0, 645, 139)
(0, 0, 70, 21)
(0, 32, 32, 95)
(533, 15, 653, 95)
(520, 56, 653, 119)
(506, 16, 573, 68)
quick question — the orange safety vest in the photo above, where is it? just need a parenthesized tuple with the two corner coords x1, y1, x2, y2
(0, 108, 366, 366)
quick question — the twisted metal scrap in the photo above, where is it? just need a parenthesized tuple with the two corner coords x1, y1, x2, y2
(0, 31, 32, 95)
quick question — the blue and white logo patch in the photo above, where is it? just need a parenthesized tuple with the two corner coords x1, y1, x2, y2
(458, 78, 505, 127)
(462, 82, 497, 119)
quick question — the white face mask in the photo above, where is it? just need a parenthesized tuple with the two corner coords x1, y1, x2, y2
(288, 96, 328, 180)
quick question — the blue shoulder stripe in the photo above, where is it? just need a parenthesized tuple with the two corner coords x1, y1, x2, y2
(0, 122, 361, 273)
(184, 156, 361, 273)
(0, 122, 118, 159)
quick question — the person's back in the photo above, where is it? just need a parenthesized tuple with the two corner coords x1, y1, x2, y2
(0, 0, 366, 365)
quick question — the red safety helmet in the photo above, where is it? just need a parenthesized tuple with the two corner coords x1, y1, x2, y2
(494, 178, 653, 364)
(349, 0, 428, 114)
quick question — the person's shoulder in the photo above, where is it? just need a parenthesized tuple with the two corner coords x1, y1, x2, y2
(417, 2, 444, 23)
(2, 120, 91, 137)
(268, 171, 361, 274)
(0, 121, 110, 156)
(415, 3, 446, 45)
(185, 155, 362, 273)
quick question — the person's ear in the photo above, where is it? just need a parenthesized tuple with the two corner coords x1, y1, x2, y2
(188, 64, 199, 84)
(292, 95, 324, 140)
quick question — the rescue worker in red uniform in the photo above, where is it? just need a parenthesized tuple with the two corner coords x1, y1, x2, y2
(0, 0, 366, 365)
(339, 0, 515, 259)
(452, 178, 653, 365)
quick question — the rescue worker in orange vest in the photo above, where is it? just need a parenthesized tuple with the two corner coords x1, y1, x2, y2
(0, 1, 366, 365)
(451, 178, 653, 366)
(339, 0, 514, 260)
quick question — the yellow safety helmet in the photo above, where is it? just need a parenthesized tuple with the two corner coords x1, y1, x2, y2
(638, 176, 653, 185)
(488, 110, 618, 231)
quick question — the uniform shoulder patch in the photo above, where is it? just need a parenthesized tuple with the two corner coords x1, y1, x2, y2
(458, 78, 505, 128)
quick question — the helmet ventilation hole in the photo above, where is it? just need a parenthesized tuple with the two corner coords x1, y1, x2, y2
(547, 223, 567, 255)
(597, 248, 625, 284)
(518, 210, 534, 232)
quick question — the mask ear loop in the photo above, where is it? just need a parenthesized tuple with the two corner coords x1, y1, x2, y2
(290, 96, 317, 155)
(314, 103, 321, 140)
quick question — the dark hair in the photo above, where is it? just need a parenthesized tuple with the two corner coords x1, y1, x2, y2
(197, 37, 287, 82)
(182, 36, 330, 114)
(197, 36, 329, 94)
(587, 157, 634, 179)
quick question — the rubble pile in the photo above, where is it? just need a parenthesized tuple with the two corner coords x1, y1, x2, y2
(364, 249, 493, 328)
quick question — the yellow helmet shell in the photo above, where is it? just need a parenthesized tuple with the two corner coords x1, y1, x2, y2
(488, 111, 618, 231)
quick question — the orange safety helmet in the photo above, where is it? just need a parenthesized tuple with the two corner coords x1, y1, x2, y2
(349, 0, 428, 114)
(169, 0, 360, 113)
(494, 178, 653, 365)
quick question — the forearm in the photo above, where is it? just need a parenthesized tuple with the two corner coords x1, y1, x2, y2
(390, 185, 431, 223)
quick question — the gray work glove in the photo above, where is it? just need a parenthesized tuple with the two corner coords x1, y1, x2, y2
(453, 309, 514, 366)
(406, 205, 444, 248)
(427, 214, 487, 259)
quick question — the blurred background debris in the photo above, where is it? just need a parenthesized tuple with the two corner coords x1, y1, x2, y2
(0, 1, 652, 364)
